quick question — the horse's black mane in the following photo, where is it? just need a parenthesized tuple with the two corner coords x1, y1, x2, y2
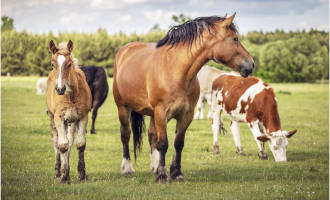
(156, 16, 238, 48)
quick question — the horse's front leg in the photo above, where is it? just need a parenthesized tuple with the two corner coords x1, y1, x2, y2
(170, 110, 194, 181)
(154, 107, 168, 183)
(77, 115, 88, 181)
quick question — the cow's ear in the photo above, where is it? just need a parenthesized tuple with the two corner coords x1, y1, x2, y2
(257, 135, 270, 142)
(286, 129, 297, 138)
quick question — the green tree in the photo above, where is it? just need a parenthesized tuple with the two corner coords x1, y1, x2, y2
(1, 16, 15, 32)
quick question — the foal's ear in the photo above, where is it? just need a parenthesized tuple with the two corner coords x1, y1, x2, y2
(49, 40, 58, 54)
(67, 40, 74, 53)
(222, 12, 236, 27)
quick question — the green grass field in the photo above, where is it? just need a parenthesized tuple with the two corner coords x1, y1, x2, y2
(2, 77, 329, 199)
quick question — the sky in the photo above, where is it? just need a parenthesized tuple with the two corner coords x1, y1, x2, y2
(1, 0, 329, 35)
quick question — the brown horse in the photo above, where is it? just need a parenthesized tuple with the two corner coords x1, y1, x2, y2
(47, 40, 92, 183)
(113, 13, 255, 183)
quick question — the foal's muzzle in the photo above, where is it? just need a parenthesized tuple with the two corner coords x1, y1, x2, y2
(55, 84, 66, 95)
(240, 61, 255, 78)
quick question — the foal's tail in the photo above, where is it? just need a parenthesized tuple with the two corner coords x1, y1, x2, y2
(130, 110, 145, 161)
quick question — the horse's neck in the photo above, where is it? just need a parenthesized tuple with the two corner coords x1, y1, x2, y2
(175, 43, 210, 85)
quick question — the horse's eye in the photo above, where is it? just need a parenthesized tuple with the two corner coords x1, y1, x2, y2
(51, 63, 55, 69)
(233, 37, 239, 42)
(67, 63, 71, 68)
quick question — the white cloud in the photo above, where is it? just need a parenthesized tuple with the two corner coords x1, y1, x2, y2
(144, 9, 177, 22)
(60, 12, 95, 25)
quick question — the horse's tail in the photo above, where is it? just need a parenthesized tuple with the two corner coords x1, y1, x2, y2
(130, 110, 145, 161)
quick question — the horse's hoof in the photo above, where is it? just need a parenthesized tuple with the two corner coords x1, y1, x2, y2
(60, 176, 70, 184)
(121, 158, 135, 174)
(171, 174, 184, 182)
(90, 129, 95, 134)
(170, 164, 184, 181)
(54, 172, 61, 179)
(155, 174, 168, 183)
(79, 174, 87, 182)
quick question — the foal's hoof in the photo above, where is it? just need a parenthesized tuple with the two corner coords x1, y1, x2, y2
(213, 145, 220, 155)
(60, 176, 70, 184)
(155, 167, 168, 183)
(258, 152, 268, 160)
(90, 129, 96, 134)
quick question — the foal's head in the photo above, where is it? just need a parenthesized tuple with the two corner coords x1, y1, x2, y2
(209, 13, 254, 77)
(49, 40, 74, 95)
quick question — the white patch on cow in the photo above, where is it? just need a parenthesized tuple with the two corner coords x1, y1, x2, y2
(268, 130, 289, 162)
(225, 91, 228, 97)
(56, 55, 66, 88)
(36, 77, 47, 94)
(121, 158, 135, 174)
(274, 97, 278, 102)
(228, 80, 271, 122)
(150, 149, 160, 173)
(216, 88, 224, 102)
(245, 105, 249, 111)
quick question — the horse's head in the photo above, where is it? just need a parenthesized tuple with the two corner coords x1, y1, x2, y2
(49, 40, 74, 95)
(209, 13, 254, 77)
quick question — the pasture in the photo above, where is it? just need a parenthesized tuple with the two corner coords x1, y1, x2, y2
(2, 77, 329, 199)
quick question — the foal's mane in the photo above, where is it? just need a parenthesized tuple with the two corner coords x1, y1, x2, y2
(58, 42, 79, 69)
(156, 16, 238, 48)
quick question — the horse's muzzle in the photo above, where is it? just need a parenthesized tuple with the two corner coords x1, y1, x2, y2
(240, 61, 254, 78)
(55, 84, 66, 95)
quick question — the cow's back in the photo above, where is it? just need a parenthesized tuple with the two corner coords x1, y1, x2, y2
(197, 66, 224, 95)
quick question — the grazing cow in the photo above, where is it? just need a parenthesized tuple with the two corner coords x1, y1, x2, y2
(211, 74, 297, 162)
(36, 77, 47, 95)
(194, 65, 225, 120)
(80, 66, 109, 134)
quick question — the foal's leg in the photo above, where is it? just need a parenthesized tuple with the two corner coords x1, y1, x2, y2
(154, 106, 168, 183)
(170, 110, 194, 181)
(193, 96, 203, 120)
(50, 113, 61, 178)
(230, 121, 245, 155)
(148, 117, 159, 174)
(54, 116, 71, 183)
(77, 115, 88, 181)
(249, 122, 267, 160)
(118, 106, 135, 173)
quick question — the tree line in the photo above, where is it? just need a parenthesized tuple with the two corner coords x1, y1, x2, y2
(1, 16, 329, 82)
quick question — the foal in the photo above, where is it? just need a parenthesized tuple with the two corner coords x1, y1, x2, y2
(47, 40, 92, 183)
(114, 13, 255, 182)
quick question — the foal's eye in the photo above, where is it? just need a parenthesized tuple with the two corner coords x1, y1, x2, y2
(51, 63, 55, 69)
(67, 63, 71, 68)
(233, 37, 239, 42)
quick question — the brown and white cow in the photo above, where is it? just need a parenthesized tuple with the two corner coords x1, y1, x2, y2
(211, 74, 297, 162)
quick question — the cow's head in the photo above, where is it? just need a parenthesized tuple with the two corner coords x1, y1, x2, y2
(257, 129, 297, 162)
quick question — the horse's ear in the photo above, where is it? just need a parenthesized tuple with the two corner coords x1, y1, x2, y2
(222, 12, 236, 27)
(67, 40, 74, 52)
(49, 40, 58, 54)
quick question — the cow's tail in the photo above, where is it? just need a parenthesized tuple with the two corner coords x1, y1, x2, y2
(130, 110, 145, 161)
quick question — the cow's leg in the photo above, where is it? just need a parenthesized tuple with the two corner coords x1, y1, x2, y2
(206, 93, 213, 119)
(249, 121, 268, 160)
(118, 106, 135, 174)
(211, 96, 221, 155)
(230, 121, 245, 155)
(77, 115, 88, 181)
(170, 110, 193, 181)
(148, 117, 159, 174)
(193, 96, 203, 120)
(50, 113, 61, 178)
(90, 100, 99, 134)
(154, 106, 168, 183)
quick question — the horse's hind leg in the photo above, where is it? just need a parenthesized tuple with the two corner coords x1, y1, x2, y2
(170, 110, 194, 181)
(118, 106, 135, 174)
(148, 117, 159, 174)
(77, 115, 88, 181)
(50, 113, 61, 178)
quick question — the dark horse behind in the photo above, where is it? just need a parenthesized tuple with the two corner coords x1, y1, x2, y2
(81, 66, 109, 134)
